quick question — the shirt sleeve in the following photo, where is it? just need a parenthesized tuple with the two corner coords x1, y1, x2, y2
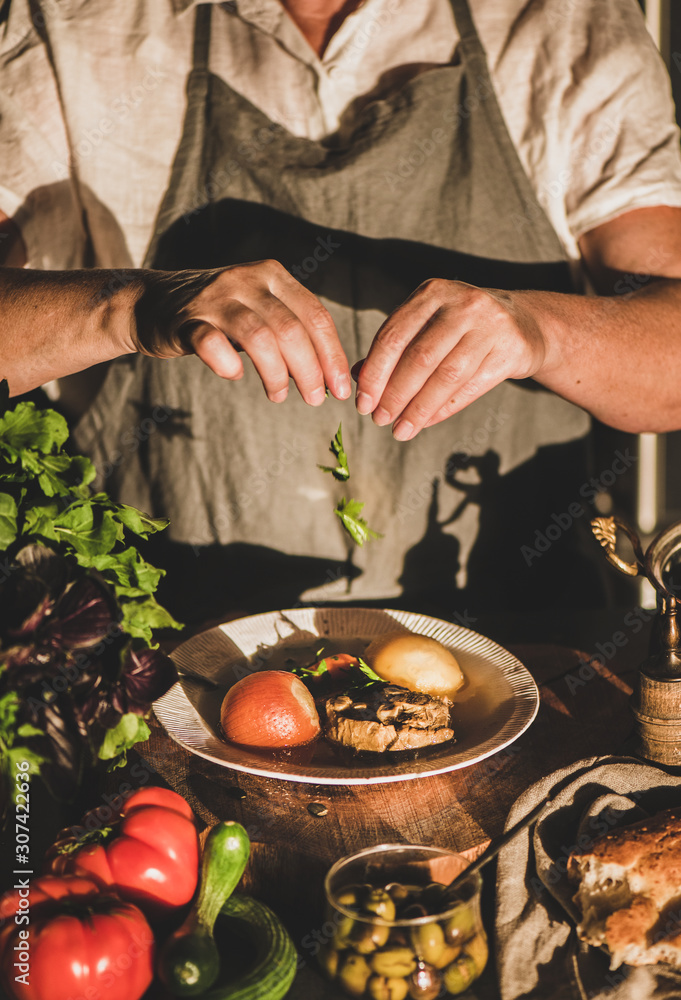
(0, 1, 87, 268)
(490, 0, 681, 259)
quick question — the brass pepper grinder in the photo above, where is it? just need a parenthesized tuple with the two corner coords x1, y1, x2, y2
(592, 516, 681, 766)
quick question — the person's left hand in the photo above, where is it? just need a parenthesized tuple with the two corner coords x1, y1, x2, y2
(354, 279, 549, 439)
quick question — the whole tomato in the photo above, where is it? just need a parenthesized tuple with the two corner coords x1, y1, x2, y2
(44, 786, 199, 917)
(0, 875, 154, 1000)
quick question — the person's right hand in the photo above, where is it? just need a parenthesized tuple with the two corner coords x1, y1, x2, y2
(143, 260, 351, 405)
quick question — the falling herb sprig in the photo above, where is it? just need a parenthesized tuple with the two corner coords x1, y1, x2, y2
(319, 423, 382, 546)
(334, 497, 382, 546)
(317, 424, 350, 481)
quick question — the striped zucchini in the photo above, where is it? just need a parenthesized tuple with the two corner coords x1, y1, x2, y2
(203, 894, 298, 1000)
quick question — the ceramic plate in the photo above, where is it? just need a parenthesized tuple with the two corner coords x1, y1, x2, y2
(154, 607, 539, 785)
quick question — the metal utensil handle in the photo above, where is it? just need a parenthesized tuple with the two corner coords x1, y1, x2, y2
(443, 768, 590, 900)
(591, 516, 645, 578)
(444, 796, 549, 898)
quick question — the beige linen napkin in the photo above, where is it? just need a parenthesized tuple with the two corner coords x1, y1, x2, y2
(495, 755, 681, 1000)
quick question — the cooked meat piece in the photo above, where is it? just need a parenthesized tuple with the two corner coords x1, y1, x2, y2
(324, 684, 455, 752)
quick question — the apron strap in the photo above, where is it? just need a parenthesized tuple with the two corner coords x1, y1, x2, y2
(448, 0, 568, 262)
(448, 0, 492, 75)
(193, 3, 212, 72)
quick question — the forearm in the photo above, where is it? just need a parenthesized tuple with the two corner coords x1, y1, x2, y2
(0, 267, 220, 396)
(525, 277, 681, 433)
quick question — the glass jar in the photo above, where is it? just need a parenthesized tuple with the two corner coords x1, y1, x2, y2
(321, 844, 487, 999)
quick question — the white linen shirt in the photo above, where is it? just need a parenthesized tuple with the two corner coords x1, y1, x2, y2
(1, 0, 681, 271)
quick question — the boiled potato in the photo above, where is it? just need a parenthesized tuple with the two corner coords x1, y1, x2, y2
(365, 632, 464, 702)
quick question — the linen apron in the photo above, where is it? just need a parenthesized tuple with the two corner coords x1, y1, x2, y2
(73, 0, 599, 621)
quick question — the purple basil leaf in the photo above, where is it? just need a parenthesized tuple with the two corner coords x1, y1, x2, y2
(122, 647, 178, 712)
(0, 575, 52, 641)
(111, 687, 128, 715)
(15, 545, 69, 599)
(47, 576, 118, 649)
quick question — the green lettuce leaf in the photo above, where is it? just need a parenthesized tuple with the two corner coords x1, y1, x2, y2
(0, 401, 68, 458)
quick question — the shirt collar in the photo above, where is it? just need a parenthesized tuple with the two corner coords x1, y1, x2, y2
(171, 0, 228, 15)
(171, 0, 284, 34)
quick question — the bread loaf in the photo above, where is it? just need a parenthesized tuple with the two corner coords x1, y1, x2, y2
(568, 807, 681, 968)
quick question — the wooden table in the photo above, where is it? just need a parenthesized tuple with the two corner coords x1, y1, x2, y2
(0, 609, 655, 999)
(136, 609, 652, 997)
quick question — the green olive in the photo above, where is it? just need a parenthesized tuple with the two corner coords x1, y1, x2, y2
(462, 932, 488, 974)
(420, 882, 448, 914)
(442, 954, 477, 995)
(367, 975, 409, 1000)
(386, 882, 410, 905)
(334, 915, 357, 949)
(370, 947, 418, 978)
(443, 904, 477, 944)
(352, 921, 391, 954)
(409, 921, 446, 966)
(337, 886, 363, 910)
(317, 944, 340, 979)
(432, 942, 461, 970)
(339, 953, 372, 997)
(363, 888, 397, 923)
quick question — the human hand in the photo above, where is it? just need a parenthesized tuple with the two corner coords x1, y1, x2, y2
(353, 279, 548, 438)
(137, 260, 351, 404)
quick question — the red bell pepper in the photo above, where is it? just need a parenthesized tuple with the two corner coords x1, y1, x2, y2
(45, 786, 199, 917)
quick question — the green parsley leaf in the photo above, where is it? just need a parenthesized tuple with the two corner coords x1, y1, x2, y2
(22, 503, 60, 541)
(0, 690, 19, 733)
(90, 495, 170, 538)
(16, 722, 44, 738)
(0, 692, 46, 803)
(318, 423, 350, 481)
(356, 656, 382, 682)
(52, 503, 119, 557)
(0, 492, 18, 548)
(120, 596, 182, 643)
(334, 497, 383, 546)
(98, 713, 151, 768)
(291, 658, 329, 681)
(90, 546, 163, 597)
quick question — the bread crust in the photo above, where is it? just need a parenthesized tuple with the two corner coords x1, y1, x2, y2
(568, 807, 681, 968)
